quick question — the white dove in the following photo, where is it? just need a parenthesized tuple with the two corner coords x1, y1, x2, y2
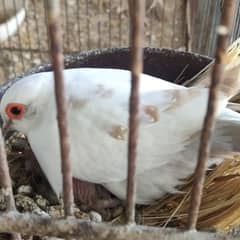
(0, 64, 240, 207)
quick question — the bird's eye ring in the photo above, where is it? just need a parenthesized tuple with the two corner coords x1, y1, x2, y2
(5, 103, 26, 120)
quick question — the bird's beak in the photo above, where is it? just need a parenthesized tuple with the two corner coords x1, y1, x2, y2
(2, 119, 12, 137)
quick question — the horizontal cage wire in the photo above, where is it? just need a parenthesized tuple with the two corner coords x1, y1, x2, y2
(0, 0, 240, 239)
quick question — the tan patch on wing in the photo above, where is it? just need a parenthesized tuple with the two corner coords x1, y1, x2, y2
(69, 97, 88, 109)
(95, 84, 113, 98)
(109, 124, 128, 140)
(165, 88, 200, 112)
(143, 105, 159, 123)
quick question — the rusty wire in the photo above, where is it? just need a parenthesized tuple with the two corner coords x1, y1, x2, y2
(97, 0, 102, 48)
(118, 0, 123, 46)
(45, 0, 74, 217)
(13, 0, 26, 72)
(24, 0, 33, 60)
(108, 0, 112, 47)
(76, 0, 82, 50)
(187, 0, 236, 230)
(1, 0, 17, 77)
(33, 0, 43, 62)
(85, 0, 90, 49)
(126, 0, 145, 224)
(64, 0, 70, 51)
(185, 0, 192, 51)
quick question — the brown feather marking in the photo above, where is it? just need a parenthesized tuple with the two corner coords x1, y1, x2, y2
(143, 105, 159, 122)
(95, 84, 113, 98)
(109, 125, 128, 140)
(165, 88, 200, 112)
(69, 97, 88, 109)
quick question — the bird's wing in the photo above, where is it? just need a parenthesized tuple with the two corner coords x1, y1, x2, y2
(66, 68, 227, 183)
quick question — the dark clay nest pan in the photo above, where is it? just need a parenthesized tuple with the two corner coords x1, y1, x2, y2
(0, 47, 212, 98)
(8, 48, 240, 232)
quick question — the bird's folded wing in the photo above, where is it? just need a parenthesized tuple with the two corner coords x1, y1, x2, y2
(68, 82, 220, 183)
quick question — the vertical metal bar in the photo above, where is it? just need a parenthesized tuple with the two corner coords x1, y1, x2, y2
(185, 0, 194, 51)
(76, 0, 82, 50)
(159, 0, 165, 47)
(0, 125, 21, 240)
(149, 6, 153, 46)
(187, 0, 236, 230)
(126, 0, 145, 224)
(171, 0, 177, 48)
(64, 0, 70, 53)
(2, 0, 16, 77)
(202, 1, 214, 55)
(97, 0, 102, 48)
(232, 1, 240, 41)
(44, 0, 51, 52)
(118, 0, 123, 46)
(86, 0, 90, 49)
(190, 0, 196, 50)
(24, 0, 33, 60)
(45, 0, 74, 217)
(196, 1, 207, 52)
(33, 0, 43, 61)
(128, 0, 133, 46)
(13, 0, 26, 72)
(207, 0, 220, 56)
(108, 0, 112, 47)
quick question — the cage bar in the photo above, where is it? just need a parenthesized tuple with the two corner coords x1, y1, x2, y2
(45, 0, 74, 217)
(126, 0, 145, 224)
(187, 0, 236, 230)
(32, 0, 43, 62)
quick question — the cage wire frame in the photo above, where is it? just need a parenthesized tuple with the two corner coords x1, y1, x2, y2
(0, 0, 239, 239)
(0, 0, 240, 81)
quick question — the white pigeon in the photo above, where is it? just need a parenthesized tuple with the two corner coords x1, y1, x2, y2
(1, 65, 240, 205)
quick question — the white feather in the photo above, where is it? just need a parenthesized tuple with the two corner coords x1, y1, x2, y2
(0, 68, 236, 204)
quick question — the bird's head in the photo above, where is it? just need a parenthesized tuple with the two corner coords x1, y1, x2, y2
(0, 73, 53, 134)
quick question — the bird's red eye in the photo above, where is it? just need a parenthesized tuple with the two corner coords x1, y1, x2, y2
(5, 103, 26, 120)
